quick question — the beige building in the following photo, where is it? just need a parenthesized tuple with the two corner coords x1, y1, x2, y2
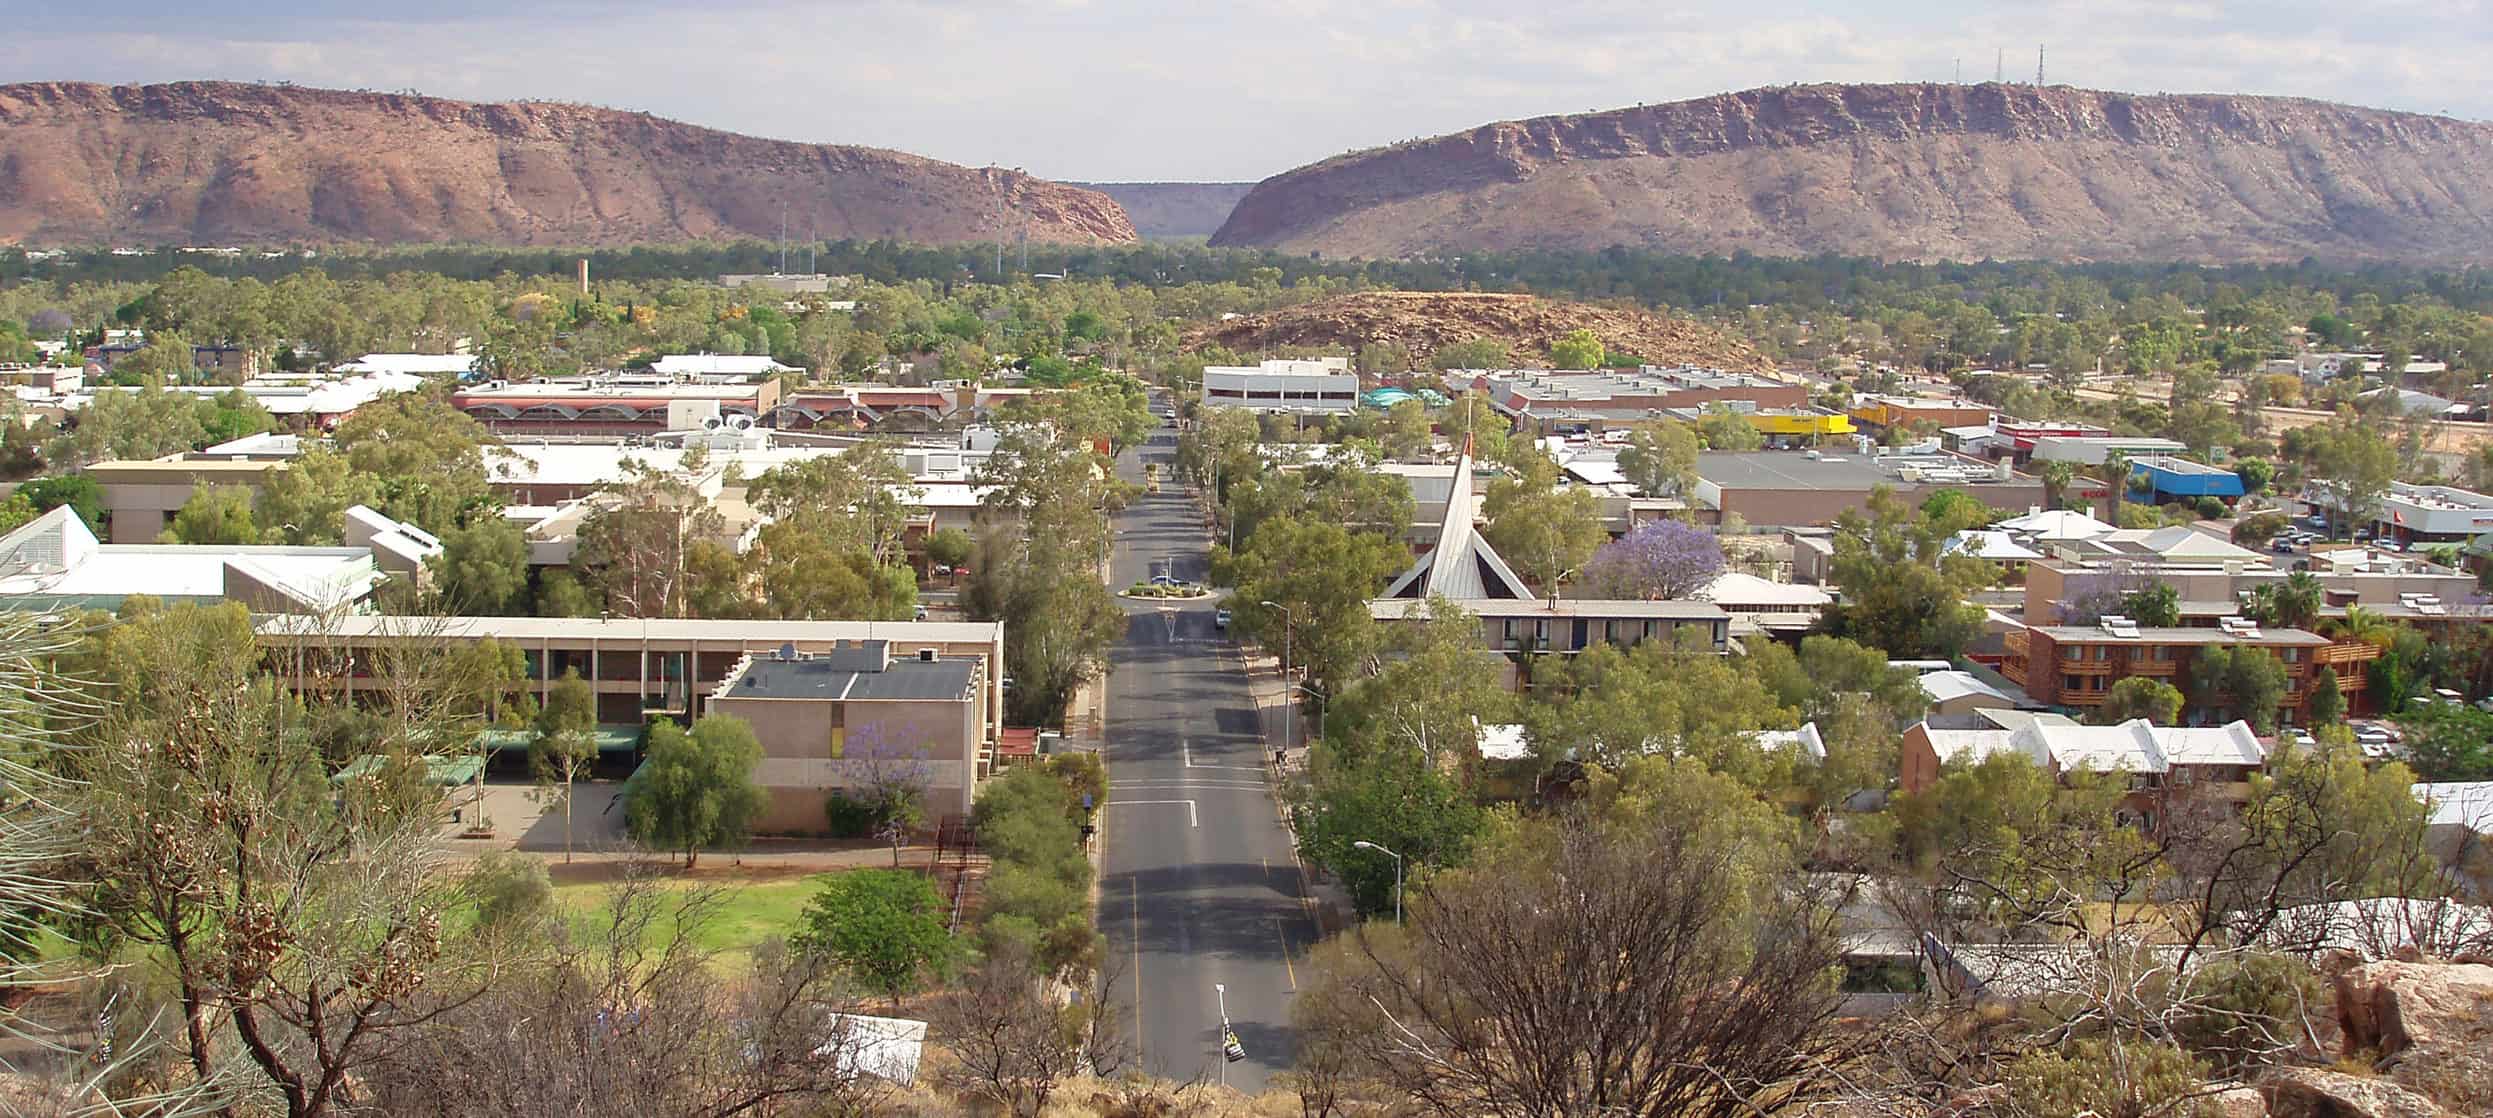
(256, 615, 1007, 735)
(85, 456, 287, 543)
(707, 641, 990, 833)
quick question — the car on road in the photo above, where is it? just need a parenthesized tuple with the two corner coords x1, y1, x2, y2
(914, 604, 929, 620)
(1149, 574, 1183, 587)
(1214, 607, 1231, 629)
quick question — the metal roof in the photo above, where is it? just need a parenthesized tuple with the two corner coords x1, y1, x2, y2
(724, 655, 978, 703)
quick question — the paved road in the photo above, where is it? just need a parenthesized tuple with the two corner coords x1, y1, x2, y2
(1098, 435, 1311, 1092)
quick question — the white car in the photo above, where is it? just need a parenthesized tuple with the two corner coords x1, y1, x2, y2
(1213, 607, 1231, 630)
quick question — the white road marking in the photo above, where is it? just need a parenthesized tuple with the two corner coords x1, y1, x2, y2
(1113, 780, 1267, 791)
(1106, 799, 1198, 827)
(1183, 738, 1266, 773)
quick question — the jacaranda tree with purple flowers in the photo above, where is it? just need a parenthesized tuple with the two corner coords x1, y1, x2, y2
(1581, 520, 1725, 600)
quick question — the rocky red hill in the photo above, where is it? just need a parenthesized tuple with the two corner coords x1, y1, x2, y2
(1188, 291, 1772, 373)
(1210, 82, 2493, 265)
(0, 81, 1137, 248)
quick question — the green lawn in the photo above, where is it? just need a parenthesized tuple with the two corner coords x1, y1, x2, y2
(550, 870, 841, 966)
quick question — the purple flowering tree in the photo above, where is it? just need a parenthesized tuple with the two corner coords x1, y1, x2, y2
(1580, 520, 1725, 600)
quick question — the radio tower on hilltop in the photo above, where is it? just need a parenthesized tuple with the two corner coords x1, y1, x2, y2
(2037, 45, 2045, 86)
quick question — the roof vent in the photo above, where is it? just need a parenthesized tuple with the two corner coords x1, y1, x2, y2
(775, 642, 797, 661)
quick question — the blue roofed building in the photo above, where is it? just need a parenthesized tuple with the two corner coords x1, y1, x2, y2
(2126, 456, 2244, 506)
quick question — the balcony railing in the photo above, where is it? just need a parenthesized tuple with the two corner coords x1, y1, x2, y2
(2316, 641, 2385, 666)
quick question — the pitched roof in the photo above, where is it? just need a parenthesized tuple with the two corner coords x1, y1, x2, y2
(1994, 507, 2115, 541)
(1919, 670, 2018, 707)
(1945, 529, 2044, 561)
(1382, 446, 1532, 600)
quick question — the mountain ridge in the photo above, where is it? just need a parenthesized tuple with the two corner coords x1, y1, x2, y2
(1209, 82, 2493, 264)
(0, 80, 1137, 248)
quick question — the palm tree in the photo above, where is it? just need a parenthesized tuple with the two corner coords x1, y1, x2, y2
(2323, 603, 2394, 646)
(2091, 451, 2131, 520)
(2271, 571, 2323, 631)
(2035, 459, 2078, 511)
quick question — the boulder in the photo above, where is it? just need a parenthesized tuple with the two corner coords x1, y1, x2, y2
(2206, 1085, 2270, 1118)
(2261, 1068, 2453, 1118)
(2330, 960, 2493, 1112)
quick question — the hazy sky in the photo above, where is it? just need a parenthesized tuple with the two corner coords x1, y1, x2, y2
(6, 1, 2486, 181)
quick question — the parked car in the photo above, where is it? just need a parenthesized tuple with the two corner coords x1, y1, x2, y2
(914, 604, 929, 620)
(1214, 607, 1231, 630)
(2273, 538, 2298, 554)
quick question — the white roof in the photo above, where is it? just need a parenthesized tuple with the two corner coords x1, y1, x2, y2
(819, 1014, 926, 1085)
(1994, 507, 2114, 541)
(201, 431, 303, 457)
(1945, 529, 2044, 561)
(1562, 459, 1630, 487)
(1475, 720, 1531, 761)
(1756, 722, 1827, 761)
(1921, 729, 2032, 766)
(0, 507, 385, 609)
(2029, 718, 2265, 775)
(2082, 525, 2264, 562)
(1695, 570, 1834, 609)
(2256, 898, 2493, 959)
(336, 353, 476, 376)
(650, 354, 797, 377)
(258, 613, 1004, 646)
(1919, 670, 2016, 707)
(2415, 782, 2493, 833)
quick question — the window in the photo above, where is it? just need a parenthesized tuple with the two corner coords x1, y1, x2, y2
(826, 703, 847, 758)
(2063, 645, 2084, 662)
(2065, 674, 2085, 692)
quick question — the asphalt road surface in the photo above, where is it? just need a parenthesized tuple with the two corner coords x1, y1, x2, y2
(1098, 436, 1312, 1093)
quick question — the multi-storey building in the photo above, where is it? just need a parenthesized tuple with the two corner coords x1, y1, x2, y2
(2002, 619, 2379, 723)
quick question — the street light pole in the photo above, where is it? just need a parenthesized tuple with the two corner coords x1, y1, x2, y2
(1352, 839, 1405, 924)
(1214, 982, 1243, 1082)
(1259, 600, 1293, 751)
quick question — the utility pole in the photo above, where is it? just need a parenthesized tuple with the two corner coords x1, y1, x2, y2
(1995, 48, 2002, 83)
(2037, 44, 2045, 86)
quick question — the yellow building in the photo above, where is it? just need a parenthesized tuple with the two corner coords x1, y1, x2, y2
(1745, 411, 1855, 438)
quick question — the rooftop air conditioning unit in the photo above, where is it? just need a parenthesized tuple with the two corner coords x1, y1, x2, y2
(917, 648, 939, 662)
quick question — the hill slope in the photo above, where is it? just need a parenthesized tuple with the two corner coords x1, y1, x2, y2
(1073, 182, 1256, 239)
(0, 81, 1137, 248)
(1187, 291, 1772, 373)
(1209, 83, 2493, 264)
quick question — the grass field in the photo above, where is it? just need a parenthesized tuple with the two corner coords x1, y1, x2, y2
(548, 866, 847, 966)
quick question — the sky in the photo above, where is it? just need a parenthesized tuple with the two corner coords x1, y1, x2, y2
(4, 0, 2487, 182)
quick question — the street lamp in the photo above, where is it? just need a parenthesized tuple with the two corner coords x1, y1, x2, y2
(1259, 600, 1294, 750)
(1214, 982, 1244, 1082)
(1352, 840, 1405, 924)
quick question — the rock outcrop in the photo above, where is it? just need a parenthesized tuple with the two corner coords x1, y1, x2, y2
(0, 81, 1137, 248)
(2261, 1068, 2454, 1118)
(1209, 82, 2493, 265)
(2329, 960, 2493, 1113)
(1185, 291, 1772, 373)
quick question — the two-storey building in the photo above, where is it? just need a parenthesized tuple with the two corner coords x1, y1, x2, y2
(2002, 618, 2378, 724)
